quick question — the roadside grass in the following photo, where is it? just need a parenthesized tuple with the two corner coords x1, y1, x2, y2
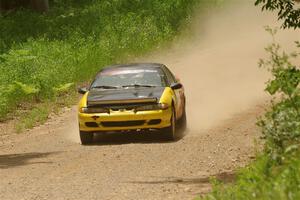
(15, 104, 50, 133)
(198, 152, 300, 200)
(0, 0, 224, 132)
(15, 90, 77, 133)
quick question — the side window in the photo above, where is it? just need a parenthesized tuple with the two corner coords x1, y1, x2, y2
(162, 66, 177, 85)
(154, 68, 167, 87)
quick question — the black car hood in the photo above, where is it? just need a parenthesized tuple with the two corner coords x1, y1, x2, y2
(87, 87, 165, 105)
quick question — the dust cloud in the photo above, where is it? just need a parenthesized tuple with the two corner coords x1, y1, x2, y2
(140, 1, 300, 132)
(64, 108, 81, 143)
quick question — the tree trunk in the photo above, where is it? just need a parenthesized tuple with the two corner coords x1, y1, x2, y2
(0, 0, 3, 13)
(0, 0, 49, 13)
(30, 0, 49, 13)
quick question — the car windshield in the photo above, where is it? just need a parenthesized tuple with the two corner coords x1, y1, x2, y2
(90, 67, 167, 89)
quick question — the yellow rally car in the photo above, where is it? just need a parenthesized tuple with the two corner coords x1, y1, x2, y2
(78, 63, 186, 144)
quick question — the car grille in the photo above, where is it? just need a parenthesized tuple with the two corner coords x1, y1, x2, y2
(85, 122, 99, 127)
(101, 120, 145, 127)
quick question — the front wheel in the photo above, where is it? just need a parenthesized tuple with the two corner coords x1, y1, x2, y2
(80, 131, 94, 145)
(178, 108, 187, 131)
(163, 108, 177, 141)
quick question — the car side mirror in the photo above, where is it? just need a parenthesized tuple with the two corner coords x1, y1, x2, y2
(78, 87, 88, 94)
(170, 83, 183, 90)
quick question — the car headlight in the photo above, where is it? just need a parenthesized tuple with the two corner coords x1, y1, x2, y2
(80, 107, 109, 113)
(135, 103, 169, 112)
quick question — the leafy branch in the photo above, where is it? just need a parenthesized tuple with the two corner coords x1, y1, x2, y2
(258, 27, 300, 162)
(255, 0, 300, 29)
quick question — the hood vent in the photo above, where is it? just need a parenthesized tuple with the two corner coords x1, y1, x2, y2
(88, 98, 157, 106)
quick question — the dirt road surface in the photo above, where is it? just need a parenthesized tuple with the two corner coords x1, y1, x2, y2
(1, 2, 299, 200)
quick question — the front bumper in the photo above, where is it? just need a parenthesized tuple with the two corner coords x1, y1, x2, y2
(78, 108, 172, 132)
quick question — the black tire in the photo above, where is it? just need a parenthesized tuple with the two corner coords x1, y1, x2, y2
(163, 108, 177, 141)
(80, 131, 94, 145)
(178, 108, 187, 131)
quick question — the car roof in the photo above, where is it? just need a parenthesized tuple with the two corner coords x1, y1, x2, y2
(100, 63, 165, 73)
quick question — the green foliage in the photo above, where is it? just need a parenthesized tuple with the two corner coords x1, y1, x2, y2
(53, 83, 75, 94)
(257, 28, 300, 163)
(255, 0, 300, 29)
(15, 104, 50, 133)
(202, 153, 300, 200)
(0, 0, 220, 120)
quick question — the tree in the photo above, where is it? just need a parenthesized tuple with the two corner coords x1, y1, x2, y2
(255, 0, 300, 29)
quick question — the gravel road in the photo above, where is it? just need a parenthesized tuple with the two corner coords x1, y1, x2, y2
(0, 104, 263, 200)
(1, 2, 299, 200)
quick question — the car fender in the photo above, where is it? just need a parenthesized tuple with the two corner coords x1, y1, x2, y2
(78, 92, 89, 112)
(159, 87, 176, 117)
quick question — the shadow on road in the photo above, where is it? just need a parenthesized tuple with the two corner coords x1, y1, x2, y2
(127, 171, 235, 185)
(0, 151, 61, 169)
(92, 131, 173, 145)
(91, 129, 188, 146)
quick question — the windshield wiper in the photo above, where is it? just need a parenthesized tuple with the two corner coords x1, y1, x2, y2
(91, 85, 119, 89)
(122, 84, 156, 88)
